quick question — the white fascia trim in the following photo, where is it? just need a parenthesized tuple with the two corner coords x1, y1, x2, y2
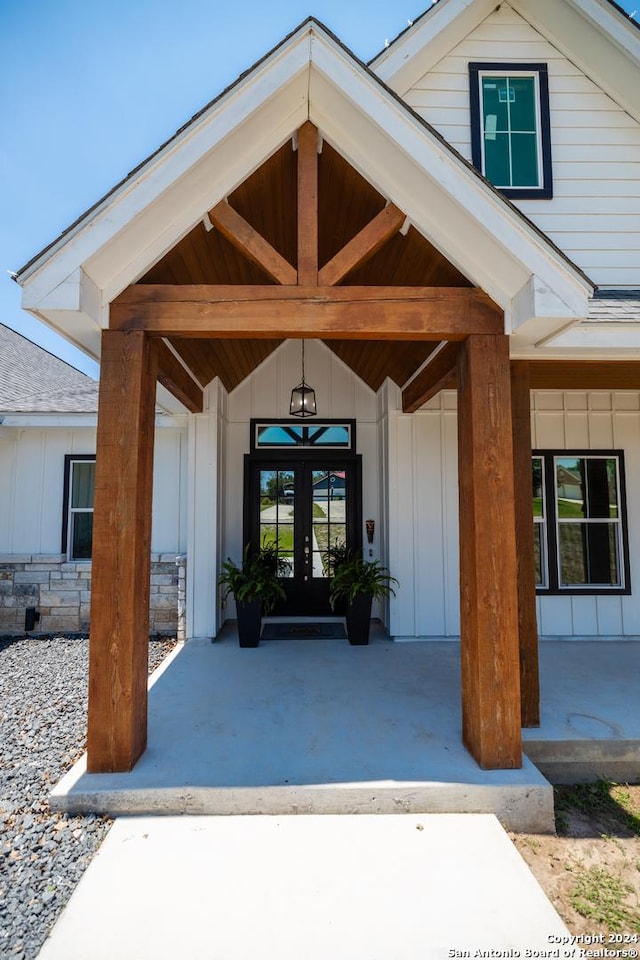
(0, 412, 187, 429)
(21, 266, 101, 316)
(542, 323, 640, 352)
(371, 0, 496, 94)
(311, 34, 592, 314)
(17, 26, 314, 305)
(0, 414, 98, 428)
(565, 0, 640, 62)
(513, 0, 640, 122)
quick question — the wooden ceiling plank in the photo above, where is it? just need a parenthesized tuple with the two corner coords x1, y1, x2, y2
(297, 121, 319, 285)
(402, 342, 461, 412)
(528, 361, 640, 390)
(154, 340, 203, 413)
(318, 203, 406, 286)
(208, 200, 296, 285)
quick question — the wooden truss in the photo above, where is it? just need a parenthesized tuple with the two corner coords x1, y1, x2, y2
(88, 121, 552, 773)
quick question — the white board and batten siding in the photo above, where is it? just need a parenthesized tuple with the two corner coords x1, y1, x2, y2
(0, 425, 188, 556)
(221, 340, 379, 620)
(387, 391, 640, 640)
(404, 3, 640, 288)
(531, 390, 640, 638)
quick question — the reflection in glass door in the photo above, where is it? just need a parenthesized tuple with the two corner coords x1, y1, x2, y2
(249, 461, 360, 616)
(259, 468, 296, 579)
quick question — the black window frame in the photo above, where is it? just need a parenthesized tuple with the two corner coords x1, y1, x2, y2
(469, 62, 553, 200)
(62, 455, 96, 561)
(534, 450, 631, 596)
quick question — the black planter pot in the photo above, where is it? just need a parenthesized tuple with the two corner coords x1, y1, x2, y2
(345, 593, 373, 645)
(236, 599, 262, 647)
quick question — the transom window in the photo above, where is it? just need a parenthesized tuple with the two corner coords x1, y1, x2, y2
(62, 456, 95, 560)
(469, 63, 552, 199)
(533, 452, 629, 594)
(252, 420, 354, 452)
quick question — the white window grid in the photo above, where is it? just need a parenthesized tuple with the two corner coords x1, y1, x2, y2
(478, 70, 544, 190)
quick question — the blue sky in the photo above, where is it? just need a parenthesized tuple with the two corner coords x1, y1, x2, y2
(1, 0, 637, 378)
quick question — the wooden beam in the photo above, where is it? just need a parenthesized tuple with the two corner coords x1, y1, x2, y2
(318, 203, 406, 286)
(87, 330, 157, 773)
(111, 286, 503, 340)
(529, 361, 640, 390)
(155, 339, 203, 413)
(115, 284, 493, 305)
(457, 334, 522, 770)
(208, 200, 297, 285)
(511, 361, 540, 728)
(402, 342, 460, 412)
(297, 121, 318, 285)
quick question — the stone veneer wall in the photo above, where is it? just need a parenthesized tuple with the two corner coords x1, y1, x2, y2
(0, 554, 186, 637)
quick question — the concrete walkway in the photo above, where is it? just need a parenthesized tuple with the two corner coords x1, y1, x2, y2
(37, 813, 568, 960)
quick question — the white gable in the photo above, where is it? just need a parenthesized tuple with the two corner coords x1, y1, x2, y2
(17, 20, 591, 363)
(400, 2, 640, 289)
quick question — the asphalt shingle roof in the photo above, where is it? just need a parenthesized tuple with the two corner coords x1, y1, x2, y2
(0, 324, 98, 413)
(588, 292, 640, 322)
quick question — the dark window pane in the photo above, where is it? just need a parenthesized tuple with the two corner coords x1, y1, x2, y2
(511, 133, 539, 187)
(330, 523, 347, 551)
(584, 459, 618, 519)
(71, 462, 95, 509)
(71, 513, 93, 559)
(558, 523, 620, 587)
(556, 457, 620, 521)
(482, 77, 509, 130)
(508, 76, 536, 131)
(532, 458, 544, 518)
(484, 132, 511, 186)
(533, 523, 543, 586)
(556, 458, 585, 518)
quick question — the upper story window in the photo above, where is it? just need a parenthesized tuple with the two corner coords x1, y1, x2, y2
(469, 63, 553, 199)
(62, 456, 95, 560)
(533, 451, 630, 595)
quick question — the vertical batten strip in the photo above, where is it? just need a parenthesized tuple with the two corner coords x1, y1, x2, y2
(511, 360, 540, 728)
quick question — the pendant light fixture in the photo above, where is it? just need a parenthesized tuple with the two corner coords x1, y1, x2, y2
(289, 340, 317, 418)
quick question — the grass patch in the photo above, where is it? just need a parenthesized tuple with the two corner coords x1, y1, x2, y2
(570, 865, 640, 932)
(555, 781, 640, 837)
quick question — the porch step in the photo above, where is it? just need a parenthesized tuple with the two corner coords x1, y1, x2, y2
(51, 636, 555, 832)
(524, 738, 640, 784)
(51, 768, 555, 833)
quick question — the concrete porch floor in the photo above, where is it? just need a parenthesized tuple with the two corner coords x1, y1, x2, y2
(51, 626, 640, 833)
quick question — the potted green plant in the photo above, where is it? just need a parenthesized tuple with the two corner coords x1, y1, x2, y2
(329, 556, 398, 645)
(218, 543, 286, 647)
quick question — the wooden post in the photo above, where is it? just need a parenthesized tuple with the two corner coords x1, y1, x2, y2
(297, 121, 318, 285)
(87, 330, 157, 772)
(457, 334, 522, 769)
(511, 361, 540, 727)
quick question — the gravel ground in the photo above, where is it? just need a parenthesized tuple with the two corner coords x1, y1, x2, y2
(0, 634, 177, 960)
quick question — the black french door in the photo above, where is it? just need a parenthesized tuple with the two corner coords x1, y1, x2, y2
(245, 459, 361, 616)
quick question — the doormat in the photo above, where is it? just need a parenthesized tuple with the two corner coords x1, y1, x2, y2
(261, 622, 347, 640)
